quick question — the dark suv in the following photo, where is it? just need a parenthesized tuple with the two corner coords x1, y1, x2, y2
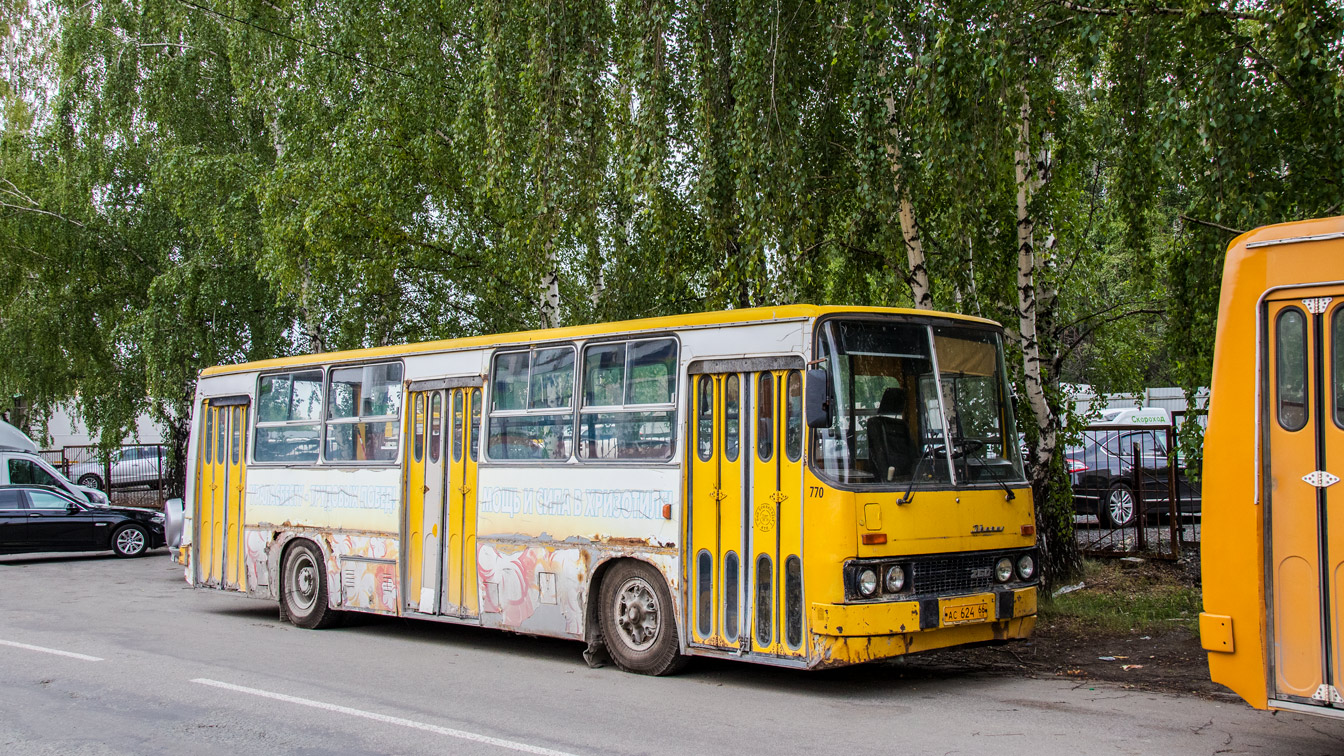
(1066, 429, 1201, 527)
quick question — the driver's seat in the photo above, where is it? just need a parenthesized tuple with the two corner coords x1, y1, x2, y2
(866, 387, 914, 481)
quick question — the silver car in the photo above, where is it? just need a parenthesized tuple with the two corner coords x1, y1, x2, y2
(66, 446, 166, 491)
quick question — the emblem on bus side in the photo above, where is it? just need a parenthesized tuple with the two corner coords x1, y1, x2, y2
(971, 524, 1005, 535)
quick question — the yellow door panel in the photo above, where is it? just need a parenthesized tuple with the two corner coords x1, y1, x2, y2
(777, 370, 806, 658)
(746, 370, 807, 658)
(418, 391, 447, 612)
(443, 387, 482, 618)
(687, 373, 748, 650)
(688, 374, 720, 646)
(463, 387, 481, 617)
(404, 392, 428, 611)
(195, 404, 217, 585)
(224, 405, 248, 591)
(719, 374, 744, 646)
(445, 389, 466, 614)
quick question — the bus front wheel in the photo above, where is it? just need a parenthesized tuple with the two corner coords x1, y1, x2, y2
(282, 540, 343, 629)
(599, 561, 686, 676)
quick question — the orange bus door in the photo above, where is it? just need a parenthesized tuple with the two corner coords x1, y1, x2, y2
(1267, 294, 1344, 709)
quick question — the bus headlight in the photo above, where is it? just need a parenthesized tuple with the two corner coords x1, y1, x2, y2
(995, 557, 1014, 583)
(884, 565, 906, 593)
(857, 568, 879, 597)
(1016, 554, 1035, 581)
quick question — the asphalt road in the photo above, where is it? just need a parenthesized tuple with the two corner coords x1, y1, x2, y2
(2, 551, 1342, 756)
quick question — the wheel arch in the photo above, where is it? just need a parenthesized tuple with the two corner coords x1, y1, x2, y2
(583, 554, 686, 654)
(272, 533, 339, 613)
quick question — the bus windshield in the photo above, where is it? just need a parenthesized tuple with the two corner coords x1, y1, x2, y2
(813, 319, 1025, 487)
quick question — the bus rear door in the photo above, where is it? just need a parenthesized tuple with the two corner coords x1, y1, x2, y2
(196, 399, 249, 590)
(1266, 294, 1344, 709)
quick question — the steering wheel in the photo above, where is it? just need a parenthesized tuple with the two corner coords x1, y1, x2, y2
(930, 438, 987, 460)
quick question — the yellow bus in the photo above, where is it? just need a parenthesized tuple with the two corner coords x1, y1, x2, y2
(179, 305, 1038, 674)
(1202, 215, 1344, 715)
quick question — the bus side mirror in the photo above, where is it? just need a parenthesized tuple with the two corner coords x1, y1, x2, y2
(805, 368, 831, 428)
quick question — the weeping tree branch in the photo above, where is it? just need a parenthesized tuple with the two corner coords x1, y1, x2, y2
(1046, 0, 1266, 22)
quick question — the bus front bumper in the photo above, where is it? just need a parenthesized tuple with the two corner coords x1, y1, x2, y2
(807, 587, 1037, 667)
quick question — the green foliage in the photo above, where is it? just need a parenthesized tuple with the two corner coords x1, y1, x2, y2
(0, 0, 1340, 522)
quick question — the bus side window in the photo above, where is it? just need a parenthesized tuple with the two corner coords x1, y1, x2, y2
(429, 392, 443, 464)
(697, 376, 714, 462)
(757, 374, 774, 462)
(204, 409, 214, 462)
(1277, 308, 1307, 431)
(725, 375, 740, 462)
(469, 389, 481, 461)
(785, 371, 802, 462)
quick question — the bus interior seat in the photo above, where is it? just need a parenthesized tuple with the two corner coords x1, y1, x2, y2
(866, 387, 915, 482)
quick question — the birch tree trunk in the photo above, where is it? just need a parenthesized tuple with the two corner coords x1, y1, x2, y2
(1013, 89, 1079, 583)
(540, 237, 561, 329)
(1014, 95, 1054, 474)
(882, 83, 932, 310)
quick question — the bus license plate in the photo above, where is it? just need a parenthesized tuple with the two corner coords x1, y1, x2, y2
(941, 597, 990, 626)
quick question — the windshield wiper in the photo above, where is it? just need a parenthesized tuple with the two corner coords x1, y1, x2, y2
(897, 447, 935, 505)
(965, 440, 1017, 501)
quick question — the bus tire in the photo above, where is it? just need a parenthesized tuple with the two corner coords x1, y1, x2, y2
(1102, 482, 1137, 528)
(282, 540, 343, 630)
(599, 560, 686, 676)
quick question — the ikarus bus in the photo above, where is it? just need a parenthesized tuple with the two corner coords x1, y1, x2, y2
(178, 305, 1039, 674)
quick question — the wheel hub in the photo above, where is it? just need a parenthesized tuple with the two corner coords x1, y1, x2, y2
(614, 577, 659, 651)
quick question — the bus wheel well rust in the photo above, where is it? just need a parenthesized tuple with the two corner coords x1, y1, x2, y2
(584, 556, 675, 662)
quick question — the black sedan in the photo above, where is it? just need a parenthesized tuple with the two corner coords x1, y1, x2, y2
(0, 485, 166, 557)
(1066, 429, 1201, 527)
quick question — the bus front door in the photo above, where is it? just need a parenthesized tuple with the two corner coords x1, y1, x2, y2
(196, 400, 248, 590)
(687, 369, 806, 660)
(688, 373, 746, 650)
(1267, 295, 1344, 709)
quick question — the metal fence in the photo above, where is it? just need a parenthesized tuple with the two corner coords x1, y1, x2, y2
(1069, 423, 1202, 559)
(41, 444, 168, 508)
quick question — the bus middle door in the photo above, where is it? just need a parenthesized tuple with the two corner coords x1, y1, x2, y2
(441, 385, 482, 618)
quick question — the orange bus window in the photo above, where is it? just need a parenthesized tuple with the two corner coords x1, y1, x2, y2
(1277, 308, 1307, 431)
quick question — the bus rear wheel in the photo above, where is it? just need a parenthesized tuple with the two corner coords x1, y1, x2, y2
(282, 540, 342, 629)
(599, 561, 686, 676)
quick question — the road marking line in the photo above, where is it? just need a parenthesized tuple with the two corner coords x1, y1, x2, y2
(0, 638, 103, 662)
(190, 678, 578, 756)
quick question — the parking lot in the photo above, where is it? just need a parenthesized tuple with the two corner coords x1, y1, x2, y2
(3, 550, 1343, 755)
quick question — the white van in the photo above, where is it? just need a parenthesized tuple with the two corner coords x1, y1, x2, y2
(0, 420, 110, 506)
(1094, 407, 1172, 426)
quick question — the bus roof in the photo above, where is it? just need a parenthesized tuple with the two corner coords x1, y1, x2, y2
(200, 304, 1001, 378)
